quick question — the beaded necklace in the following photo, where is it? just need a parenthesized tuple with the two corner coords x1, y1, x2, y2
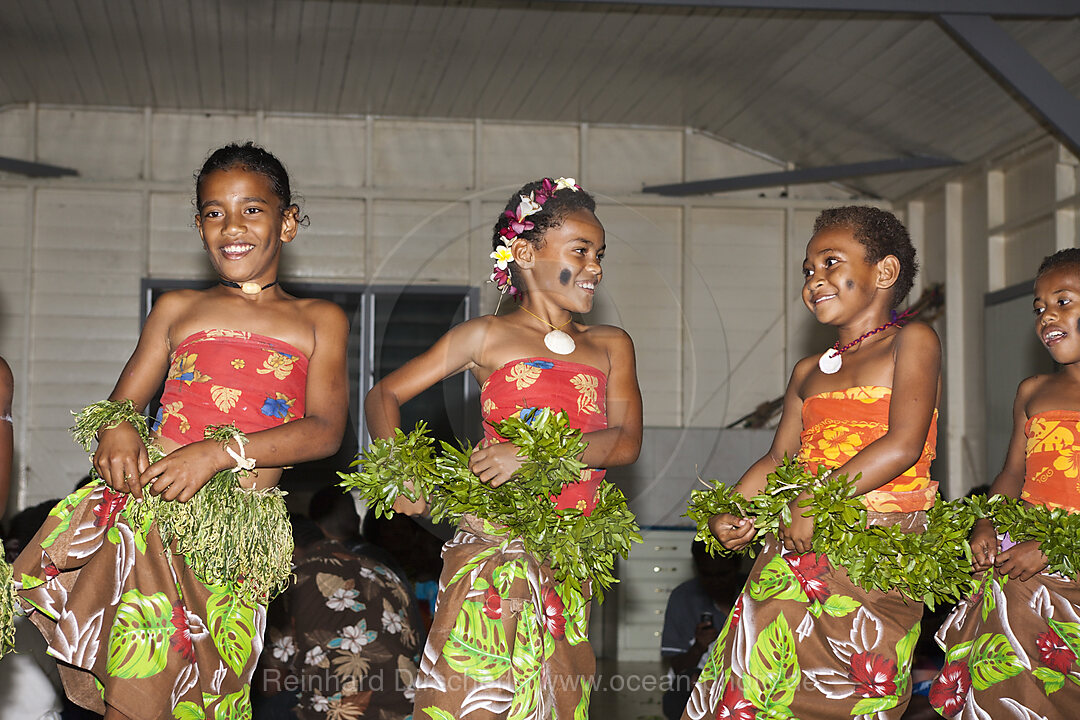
(818, 309, 915, 374)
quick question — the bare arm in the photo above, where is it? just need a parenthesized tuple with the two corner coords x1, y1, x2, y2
(987, 377, 1044, 578)
(365, 317, 491, 440)
(94, 293, 179, 496)
(0, 357, 12, 517)
(708, 358, 811, 550)
(142, 301, 351, 501)
(578, 327, 642, 468)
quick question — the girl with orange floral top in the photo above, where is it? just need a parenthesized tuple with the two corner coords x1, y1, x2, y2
(932, 248, 1080, 719)
(684, 207, 942, 720)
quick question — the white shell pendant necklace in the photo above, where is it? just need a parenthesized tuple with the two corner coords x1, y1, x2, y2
(220, 279, 279, 295)
(519, 305, 576, 355)
(819, 311, 912, 375)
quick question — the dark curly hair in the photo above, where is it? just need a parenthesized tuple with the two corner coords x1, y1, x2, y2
(812, 206, 918, 308)
(195, 142, 301, 219)
(491, 178, 597, 296)
(1037, 248, 1080, 279)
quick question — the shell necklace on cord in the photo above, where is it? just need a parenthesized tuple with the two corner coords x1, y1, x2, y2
(818, 310, 914, 374)
(519, 305, 576, 355)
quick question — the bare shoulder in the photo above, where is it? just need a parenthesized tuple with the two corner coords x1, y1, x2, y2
(1016, 373, 1052, 406)
(583, 323, 634, 350)
(297, 296, 348, 331)
(895, 320, 940, 352)
(150, 288, 203, 322)
(0, 355, 11, 400)
(791, 353, 820, 382)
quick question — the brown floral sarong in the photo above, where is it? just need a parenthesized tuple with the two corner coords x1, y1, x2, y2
(14, 480, 269, 719)
(932, 544, 1080, 718)
(413, 515, 593, 719)
(683, 518, 925, 720)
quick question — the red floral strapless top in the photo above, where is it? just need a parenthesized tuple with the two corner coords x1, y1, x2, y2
(480, 357, 608, 514)
(798, 385, 938, 512)
(154, 329, 308, 446)
(1022, 410, 1080, 512)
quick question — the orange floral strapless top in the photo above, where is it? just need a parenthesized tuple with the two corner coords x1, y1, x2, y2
(480, 357, 608, 515)
(1022, 410, 1080, 512)
(153, 329, 308, 446)
(798, 385, 938, 512)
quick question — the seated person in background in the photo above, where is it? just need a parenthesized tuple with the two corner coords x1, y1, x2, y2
(660, 541, 741, 720)
(362, 506, 444, 631)
(261, 495, 422, 719)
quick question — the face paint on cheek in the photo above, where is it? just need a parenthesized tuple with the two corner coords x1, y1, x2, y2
(559, 269, 572, 286)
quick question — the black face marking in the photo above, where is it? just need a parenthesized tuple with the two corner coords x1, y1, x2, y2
(846, 279, 855, 290)
(559, 268, 572, 286)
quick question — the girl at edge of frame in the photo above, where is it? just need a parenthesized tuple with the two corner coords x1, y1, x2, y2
(12, 142, 349, 720)
(930, 248, 1080, 719)
(365, 177, 643, 718)
(683, 206, 942, 720)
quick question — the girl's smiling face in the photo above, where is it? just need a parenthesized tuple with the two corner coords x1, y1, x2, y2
(802, 226, 895, 325)
(1034, 266, 1080, 364)
(524, 209, 605, 313)
(195, 168, 297, 287)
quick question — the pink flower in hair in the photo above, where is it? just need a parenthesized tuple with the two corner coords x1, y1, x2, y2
(534, 178, 555, 205)
(515, 195, 543, 223)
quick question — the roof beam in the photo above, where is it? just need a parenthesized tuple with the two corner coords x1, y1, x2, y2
(643, 156, 959, 196)
(529, 0, 1080, 19)
(0, 157, 79, 178)
(938, 14, 1080, 160)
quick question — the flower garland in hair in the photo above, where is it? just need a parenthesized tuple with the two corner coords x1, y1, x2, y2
(490, 177, 582, 297)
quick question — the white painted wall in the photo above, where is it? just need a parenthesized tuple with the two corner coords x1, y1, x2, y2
(0, 105, 855, 508)
(902, 140, 1080, 498)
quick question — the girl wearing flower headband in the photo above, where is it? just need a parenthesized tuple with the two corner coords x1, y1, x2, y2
(366, 177, 643, 717)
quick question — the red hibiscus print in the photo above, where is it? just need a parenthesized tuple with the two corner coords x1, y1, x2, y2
(43, 562, 59, 580)
(785, 552, 831, 602)
(541, 587, 566, 639)
(716, 679, 757, 720)
(929, 661, 970, 717)
(1037, 630, 1077, 673)
(848, 652, 898, 697)
(729, 595, 743, 628)
(92, 487, 129, 529)
(169, 605, 195, 662)
(482, 587, 503, 620)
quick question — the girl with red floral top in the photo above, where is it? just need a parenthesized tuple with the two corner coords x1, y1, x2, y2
(366, 178, 642, 718)
(932, 248, 1080, 719)
(13, 143, 348, 720)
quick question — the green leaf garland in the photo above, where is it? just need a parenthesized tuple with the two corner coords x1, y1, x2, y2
(686, 456, 978, 608)
(972, 494, 1080, 578)
(337, 408, 642, 602)
(70, 401, 293, 603)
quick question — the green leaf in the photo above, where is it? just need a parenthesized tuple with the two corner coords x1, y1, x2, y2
(508, 604, 543, 720)
(212, 688, 250, 720)
(745, 614, 800, 711)
(573, 677, 591, 720)
(851, 695, 899, 714)
(945, 640, 972, 664)
(1048, 619, 1080, 665)
(422, 709, 458, 720)
(821, 594, 860, 618)
(205, 589, 258, 677)
(968, 633, 1023, 691)
(443, 599, 512, 683)
(749, 554, 806, 602)
(172, 701, 206, 720)
(106, 589, 173, 679)
(1033, 666, 1065, 696)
